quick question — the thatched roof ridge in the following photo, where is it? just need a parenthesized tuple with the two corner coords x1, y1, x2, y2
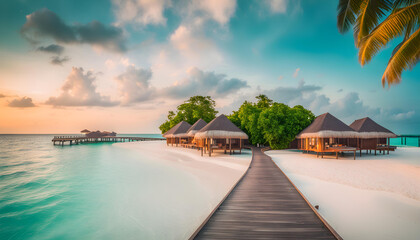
(176, 119, 208, 137)
(194, 114, 248, 139)
(188, 119, 207, 137)
(350, 117, 397, 138)
(162, 121, 192, 138)
(296, 113, 358, 138)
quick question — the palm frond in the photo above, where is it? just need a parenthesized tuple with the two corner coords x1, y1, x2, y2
(354, 0, 392, 47)
(358, 3, 420, 65)
(382, 27, 420, 86)
(337, 0, 364, 33)
(393, 0, 420, 9)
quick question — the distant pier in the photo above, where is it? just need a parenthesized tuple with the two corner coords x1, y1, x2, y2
(52, 136, 164, 146)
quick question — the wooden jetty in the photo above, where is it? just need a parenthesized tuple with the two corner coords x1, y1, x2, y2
(52, 136, 164, 146)
(193, 148, 341, 240)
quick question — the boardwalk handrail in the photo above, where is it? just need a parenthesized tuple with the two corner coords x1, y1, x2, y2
(188, 148, 254, 240)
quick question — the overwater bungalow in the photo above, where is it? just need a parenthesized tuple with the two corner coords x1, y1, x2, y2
(81, 129, 90, 135)
(194, 114, 248, 156)
(162, 121, 191, 146)
(296, 113, 358, 159)
(178, 119, 207, 148)
(85, 130, 116, 138)
(349, 117, 397, 155)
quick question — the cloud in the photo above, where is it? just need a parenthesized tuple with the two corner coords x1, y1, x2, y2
(112, 0, 170, 26)
(265, 0, 288, 14)
(163, 67, 248, 98)
(115, 66, 155, 105)
(74, 21, 127, 52)
(293, 68, 300, 78)
(338, 88, 343, 92)
(50, 56, 70, 65)
(0, 94, 6, 98)
(21, 8, 127, 53)
(46, 67, 117, 107)
(263, 79, 321, 104)
(170, 25, 213, 54)
(391, 110, 415, 121)
(278, 75, 284, 81)
(259, 0, 301, 17)
(112, 0, 236, 26)
(21, 8, 76, 43)
(37, 44, 64, 54)
(191, 0, 237, 25)
(8, 97, 36, 108)
(262, 80, 380, 123)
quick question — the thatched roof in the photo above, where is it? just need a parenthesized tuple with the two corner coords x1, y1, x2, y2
(296, 113, 358, 138)
(350, 117, 397, 138)
(176, 119, 208, 137)
(162, 121, 192, 138)
(194, 114, 248, 139)
(86, 131, 103, 138)
(81, 129, 90, 133)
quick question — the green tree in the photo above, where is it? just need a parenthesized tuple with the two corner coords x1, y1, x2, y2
(229, 95, 315, 149)
(159, 96, 218, 133)
(337, 0, 420, 86)
(259, 104, 315, 149)
(228, 95, 273, 145)
(255, 94, 273, 108)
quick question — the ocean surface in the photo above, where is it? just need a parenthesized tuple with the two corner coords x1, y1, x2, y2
(390, 136, 420, 147)
(0, 134, 200, 240)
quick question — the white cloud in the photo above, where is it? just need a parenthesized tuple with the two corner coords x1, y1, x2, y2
(112, 0, 170, 26)
(259, 0, 302, 16)
(162, 67, 248, 98)
(266, 0, 288, 14)
(170, 25, 213, 54)
(191, 0, 237, 25)
(391, 111, 415, 121)
(46, 67, 117, 107)
(115, 66, 155, 105)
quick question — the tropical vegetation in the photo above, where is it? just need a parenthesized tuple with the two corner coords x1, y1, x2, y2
(229, 95, 315, 149)
(159, 96, 218, 133)
(160, 95, 315, 150)
(337, 0, 419, 86)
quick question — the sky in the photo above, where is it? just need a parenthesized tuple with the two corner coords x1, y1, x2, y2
(0, 0, 418, 134)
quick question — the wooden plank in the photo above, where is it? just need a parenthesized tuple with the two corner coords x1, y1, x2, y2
(194, 148, 340, 240)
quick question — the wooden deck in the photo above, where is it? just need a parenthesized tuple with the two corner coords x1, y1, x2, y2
(193, 148, 341, 240)
(52, 136, 164, 145)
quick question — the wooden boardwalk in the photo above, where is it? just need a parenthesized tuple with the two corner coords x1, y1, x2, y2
(194, 148, 340, 240)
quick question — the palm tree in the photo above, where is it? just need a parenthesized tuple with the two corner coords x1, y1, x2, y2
(337, 0, 420, 86)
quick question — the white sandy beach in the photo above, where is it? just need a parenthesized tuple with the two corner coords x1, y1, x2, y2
(266, 148, 420, 240)
(114, 141, 252, 239)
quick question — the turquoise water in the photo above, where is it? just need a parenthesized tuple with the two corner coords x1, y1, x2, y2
(390, 137, 420, 147)
(0, 134, 206, 239)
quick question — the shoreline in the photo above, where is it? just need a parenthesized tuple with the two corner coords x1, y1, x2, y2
(266, 147, 420, 240)
(115, 141, 252, 239)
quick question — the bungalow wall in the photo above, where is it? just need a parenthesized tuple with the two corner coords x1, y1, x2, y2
(298, 137, 357, 152)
